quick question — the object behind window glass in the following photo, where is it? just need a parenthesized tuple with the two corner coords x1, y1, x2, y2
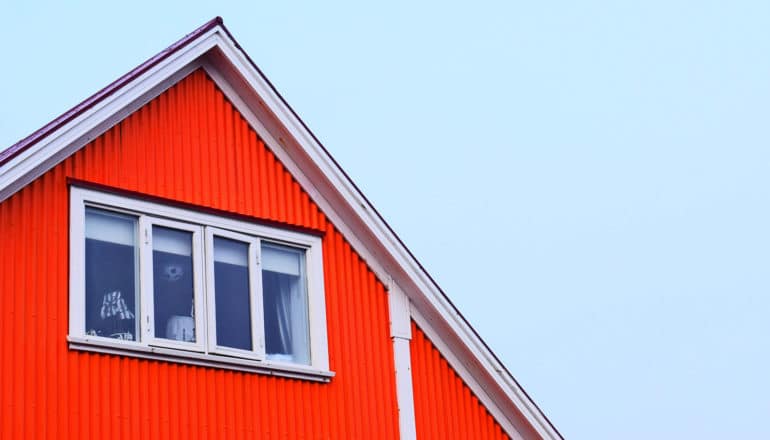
(84, 208, 138, 341)
(262, 243, 310, 364)
(153, 226, 196, 342)
(213, 236, 252, 350)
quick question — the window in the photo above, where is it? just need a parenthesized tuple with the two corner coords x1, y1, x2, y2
(69, 186, 330, 380)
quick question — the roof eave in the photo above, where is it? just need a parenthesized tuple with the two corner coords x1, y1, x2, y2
(0, 17, 223, 168)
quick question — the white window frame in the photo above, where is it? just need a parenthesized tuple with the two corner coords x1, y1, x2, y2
(68, 186, 331, 381)
(142, 217, 207, 352)
(204, 227, 264, 360)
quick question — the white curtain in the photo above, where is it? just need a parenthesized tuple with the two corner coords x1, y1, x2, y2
(263, 244, 310, 365)
(270, 274, 309, 364)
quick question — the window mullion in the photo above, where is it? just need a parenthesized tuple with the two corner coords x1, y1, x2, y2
(138, 215, 154, 343)
(204, 226, 217, 354)
(252, 238, 266, 360)
(191, 225, 207, 352)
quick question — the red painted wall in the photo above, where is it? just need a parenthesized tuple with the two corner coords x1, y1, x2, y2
(411, 321, 511, 439)
(0, 69, 399, 438)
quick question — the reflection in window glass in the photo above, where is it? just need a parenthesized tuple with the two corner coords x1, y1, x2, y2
(153, 226, 196, 342)
(85, 208, 138, 341)
(213, 237, 252, 350)
(262, 243, 309, 364)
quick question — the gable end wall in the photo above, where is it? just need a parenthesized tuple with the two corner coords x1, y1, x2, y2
(0, 69, 400, 439)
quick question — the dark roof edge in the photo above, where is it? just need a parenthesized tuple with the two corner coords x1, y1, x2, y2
(0, 17, 223, 167)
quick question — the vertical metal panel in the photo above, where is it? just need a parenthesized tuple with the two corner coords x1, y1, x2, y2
(0, 69, 399, 438)
(410, 321, 511, 439)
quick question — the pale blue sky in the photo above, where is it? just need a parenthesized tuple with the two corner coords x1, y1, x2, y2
(2, 1, 769, 438)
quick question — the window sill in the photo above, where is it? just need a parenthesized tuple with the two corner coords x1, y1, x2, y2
(67, 335, 335, 382)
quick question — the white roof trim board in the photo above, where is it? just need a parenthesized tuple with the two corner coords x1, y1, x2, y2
(0, 19, 562, 440)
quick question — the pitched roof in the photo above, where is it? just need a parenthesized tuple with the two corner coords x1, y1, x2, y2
(0, 18, 222, 168)
(0, 18, 562, 439)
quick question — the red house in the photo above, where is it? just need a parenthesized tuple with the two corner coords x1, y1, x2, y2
(0, 18, 562, 439)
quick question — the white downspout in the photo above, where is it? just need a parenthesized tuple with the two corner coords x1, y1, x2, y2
(388, 279, 417, 440)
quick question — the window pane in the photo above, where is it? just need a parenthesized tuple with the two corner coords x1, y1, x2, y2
(85, 208, 138, 341)
(213, 237, 252, 350)
(153, 226, 196, 342)
(262, 243, 309, 364)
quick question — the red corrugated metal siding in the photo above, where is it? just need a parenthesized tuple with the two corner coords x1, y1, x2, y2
(0, 69, 399, 439)
(411, 321, 511, 439)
